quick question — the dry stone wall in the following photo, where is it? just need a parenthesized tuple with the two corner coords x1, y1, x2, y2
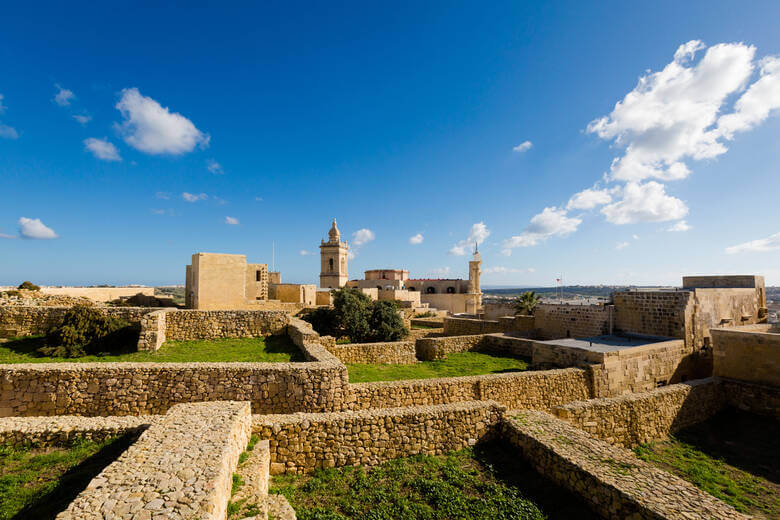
(253, 401, 505, 475)
(553, 378, 725, 448)
(164, 309, 291, 341)
(534, 303, 614, 340)
(0, 305, 152, 338)
(326, 340, 417, 364)
(442, 317, 506, 335)
(503, 411, 746, 520)
(0, 414, 160, 446)
(57, 401, 252, 520)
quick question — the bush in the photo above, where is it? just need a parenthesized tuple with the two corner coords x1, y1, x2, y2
(38, 306, 138, 358)
(17, 281, 40, 291)
(304, 288, 408, 343)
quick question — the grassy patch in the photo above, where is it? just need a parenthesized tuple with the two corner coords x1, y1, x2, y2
(634, 409, 779, 517)
(410, 324, 440, 330)
(270, 442, 596, 520)
(347, 351, 529, 383)
(0, 434, 136, 520)
(0, 335, 303, 363)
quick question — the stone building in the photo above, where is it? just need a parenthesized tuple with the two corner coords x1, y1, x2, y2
(319, 219, 349, 289)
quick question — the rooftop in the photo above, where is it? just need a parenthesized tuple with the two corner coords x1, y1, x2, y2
(539, 334, 674, 353)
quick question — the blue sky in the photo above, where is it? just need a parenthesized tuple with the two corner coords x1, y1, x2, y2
(1, 1, 779, 287)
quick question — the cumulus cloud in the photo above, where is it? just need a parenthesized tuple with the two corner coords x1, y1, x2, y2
(512, 141, 533, 153)
(502, 207, 581, 254)
(207, 159, 224, 175)
(668, 220, 692, 232)
(155, 192, 170, 200)
(725, 232, 780, 254)
(449, 222, 490, 255)
(18, 217, 58, 239)
(53, 84, 75, 107)
(83, 137, 121, 161)
(0, 94, 6, 113)
(567, 187, 613, 210)
(0, 124, 18, 139)
(73, 114, 91, 125)
(224, 216, 239, 225)
(409, 233, 424, 245)
(254, 197, 264, 202)
(182, 192, 207, 202)
(633, 234, 640, 240)
(616, 241, 630, 250)
(352, 228, 375, 246)
(600, 182, 687, 224)
(115, 88, 209, 155)
(299, 250, 314, 256)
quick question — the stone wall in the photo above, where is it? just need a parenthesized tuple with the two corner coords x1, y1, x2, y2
(442, 317, 506, 336)
(415, 333, 535, 361)
(613, 291, 692, 343)
(348, 368, 590, 411)
(137, 309, 166, 351)
(39, 286, 155, 302)
(253, 401, 505, 475)
(0, 305, 152, 338)
(553, 378, 725, 448)
(534, 303, 614, 340)
(164, 309, 291, 341)
(326, 340, 417, 364)
(57, 401, 252, 520)
(711, 324, 780, 387)
(502, 411, 746, 520)
(0, 414, 159, 446)
(721, 378, 780, 419)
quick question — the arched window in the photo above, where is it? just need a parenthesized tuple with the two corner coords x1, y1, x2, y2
(329, 258, 334, 272)
(426, 287, 436, 294)
(446, 286, 456, 294)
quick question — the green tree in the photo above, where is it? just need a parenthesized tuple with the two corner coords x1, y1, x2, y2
(38, 306, 137, 358)
(369, 300, 409, 342)
(514, 291, 541, 316)
(333, 288, 373, 343)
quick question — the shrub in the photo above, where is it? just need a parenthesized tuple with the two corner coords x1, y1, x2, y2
(304, 288, 408, 343)
(17, 281, 40, 291)
(38, 306, 138, 358)
(2, 290, 22, 298)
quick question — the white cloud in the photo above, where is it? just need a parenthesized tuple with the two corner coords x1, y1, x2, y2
(449, 222, 490, 255)
(502, 207, 581, 254)
(83, 137, 121, 161)
(299, 250, 313, 256)
(352, 228, 375, 246)
(0, 232, 16, 239)
(155, 191, 170, 200)
(512, 140, 533, 153)
(566, 187, 613, 210)
(115, 88, 209, 155)
(601, 181, 687, 224)
(632, 234, 640, 240)
(725, 232, 780, 254)
(587, 41, 763, 183)
(667, 220, 692, 232)
(409, 233, 424, 245)
(429, 266, 451, 277)
(616, 241, 630, 250)
(182, 192, 208, 202)
(0, 124, 18, 139)
(0, 94, 5, 113)
(224, 216, 239, 225)
(207, 159, 224, 175)
(717, 56, 780, 139)
(53, 84, 75, 107)
(18, 217, 58, 239)
(73, 114, 91, 125)
(483, 266, 535, 275)
(254, 197, 264, 202)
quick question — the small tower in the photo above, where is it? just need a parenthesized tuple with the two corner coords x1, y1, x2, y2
(320, 218, 349, 288)
(466, 243, 482, 314)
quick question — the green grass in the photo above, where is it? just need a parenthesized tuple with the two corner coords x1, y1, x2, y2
(0, 335, 304, 363)
(346, 351, 529, 383)
(0, 435, 136, 520)
(633, 409, 779, 517)
(270, 443, 597, 520)
(410, 324, 440, 330)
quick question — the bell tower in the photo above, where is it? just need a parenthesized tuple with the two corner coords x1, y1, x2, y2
(320, 218, 349, 288)
(466, 243, 482, 314)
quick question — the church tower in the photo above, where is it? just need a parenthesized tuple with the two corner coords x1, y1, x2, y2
(466, 244, 482, 314)
(320, 218, 349, 288)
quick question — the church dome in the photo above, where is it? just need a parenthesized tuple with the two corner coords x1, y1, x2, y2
(328, 218, 341, 241)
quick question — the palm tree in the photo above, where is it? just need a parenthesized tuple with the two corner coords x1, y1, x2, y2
(514, 291, 541, 316)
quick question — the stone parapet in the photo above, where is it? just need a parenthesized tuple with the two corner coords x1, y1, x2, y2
(326, 340, 417, 364)
(57, 401, 252, 520)
(502, 410, 747, 520)
(0, 414, 160, 446)
(253, 401, 505, 475)
(711, 324, 780, 387)
(553, 378, 725, 448)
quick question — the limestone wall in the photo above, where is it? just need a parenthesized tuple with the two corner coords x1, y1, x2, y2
(253, 401, 505, 475)
(482, 302, 516, 320)
(0, 305, 151, 338)
(443, 317, 506, 335)
(721, 378, 780, 419)
(415, 333, 535, 361)
(553, 378, 725, 448)
(534, 303, 614, 340)
(711, 324, 780, 387)
(164, 309, 291, 341)
(57, 401, 252, 520)
(503, 411, 746, 520)
(613, 291, 693, 344)
(326, 340, 417, 364)
(137, 309, 166, 351)
(0, 414, 159, 446)
(39, 286, 155, 302)
(348, 368, 590, 411)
